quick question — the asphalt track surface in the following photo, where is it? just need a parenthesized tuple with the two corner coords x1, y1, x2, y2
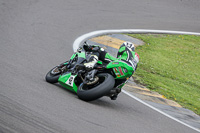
(0, 0, 200, 133)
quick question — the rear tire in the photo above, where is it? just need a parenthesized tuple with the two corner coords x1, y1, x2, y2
(77, 73, 115, 101)
(45, 67, 61, 83)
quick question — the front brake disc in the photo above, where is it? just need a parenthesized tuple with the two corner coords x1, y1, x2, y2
(86, 76, 99, 85)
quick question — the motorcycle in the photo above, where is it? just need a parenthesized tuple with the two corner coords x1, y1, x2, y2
(45, 44, 133, 101)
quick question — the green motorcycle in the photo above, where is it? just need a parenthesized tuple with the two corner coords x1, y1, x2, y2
(45, 45, 133, 101)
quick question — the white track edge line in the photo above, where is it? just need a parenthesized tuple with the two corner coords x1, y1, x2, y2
(122, 90, 200, 132)
(73, 29, 200, 132)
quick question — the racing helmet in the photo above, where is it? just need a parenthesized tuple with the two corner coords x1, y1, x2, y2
(117, 42, 135, 58)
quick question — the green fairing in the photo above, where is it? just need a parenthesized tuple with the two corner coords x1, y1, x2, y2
(106, 60, 134, 79)
(77, 52, 86, 58)
(58, 73, 78, 93)
(70, 53, 76, 60)
(58, 52, 86, 93)
(97, 60, 103, 64)
(70, 52, 86, 60)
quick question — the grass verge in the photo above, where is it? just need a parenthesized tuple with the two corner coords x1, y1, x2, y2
(127, 34, 200, 115)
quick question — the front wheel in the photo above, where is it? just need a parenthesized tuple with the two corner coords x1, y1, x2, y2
(77, 73, 115, 101)
(45, 67, 61, 83)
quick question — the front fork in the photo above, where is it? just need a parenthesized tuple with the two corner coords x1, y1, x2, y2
(57, 61, 70, 74)
(80, 69, 98, 85)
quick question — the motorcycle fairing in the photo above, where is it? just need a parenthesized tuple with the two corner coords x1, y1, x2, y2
(58, 73, 78, 93)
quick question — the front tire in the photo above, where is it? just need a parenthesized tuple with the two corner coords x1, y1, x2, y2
(45, 67, 61, 83)
(77, 73, 115, 101)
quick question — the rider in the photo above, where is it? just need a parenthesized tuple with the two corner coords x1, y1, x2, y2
(83, 42, 139, 99)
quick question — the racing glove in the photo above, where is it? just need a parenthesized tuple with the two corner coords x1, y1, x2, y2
(84, 55, 98, 70)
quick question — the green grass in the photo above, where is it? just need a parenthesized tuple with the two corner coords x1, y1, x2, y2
(127, 34, 200, 115)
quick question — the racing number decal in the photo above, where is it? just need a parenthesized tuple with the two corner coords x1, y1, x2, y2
(65, 75, 75, 87)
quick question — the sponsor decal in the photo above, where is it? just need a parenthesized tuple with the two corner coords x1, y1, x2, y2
(113, 68, 120, 77)
(114, 68, 118, 73)
(112, 62, 119, 64)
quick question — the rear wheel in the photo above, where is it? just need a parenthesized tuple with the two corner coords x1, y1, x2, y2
(77, 73, 115, 101)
